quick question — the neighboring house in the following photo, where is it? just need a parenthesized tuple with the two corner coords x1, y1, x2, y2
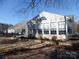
(8, 20, 28, 36)
(27, 11, 75, 40)
(8, 26, 15, 33)
(0, 23, 13, 34)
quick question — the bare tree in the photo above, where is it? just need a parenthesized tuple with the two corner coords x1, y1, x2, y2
(16, 0, 78, 14)
(0, 0, 78, 13)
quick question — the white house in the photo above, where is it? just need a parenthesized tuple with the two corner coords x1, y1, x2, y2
(8, 27, 15, 33)
(27, 11, 75, 40)
(8, 20, 28, 36)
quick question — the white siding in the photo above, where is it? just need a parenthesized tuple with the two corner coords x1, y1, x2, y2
(28, 11, 74, 40)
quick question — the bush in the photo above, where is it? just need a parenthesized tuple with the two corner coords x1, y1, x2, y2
(39, 37, 44, 43)
(52, 36, 57, 40)
(52, 36, 59, 45)
(43, 37, 50, 41)
(28, 34, 37, 39)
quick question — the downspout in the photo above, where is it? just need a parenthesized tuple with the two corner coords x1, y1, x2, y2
(64, 16, 68, 39)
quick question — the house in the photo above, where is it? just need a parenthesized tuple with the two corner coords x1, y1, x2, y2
(27, 11, 75, 40)
(8, 26, 15, 34)
(8, 20, 28, 37)
(8, 11, 75, 40)
(0, 23, 13, 34)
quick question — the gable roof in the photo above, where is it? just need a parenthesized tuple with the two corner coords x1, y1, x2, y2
(39, 11, 63, 16)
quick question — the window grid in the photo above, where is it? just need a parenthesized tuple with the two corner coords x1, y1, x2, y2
(51, 28, 56, 34)
(44, 29, 49, 34)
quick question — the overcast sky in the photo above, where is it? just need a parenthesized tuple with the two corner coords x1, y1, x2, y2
(0, 0, 78, 25)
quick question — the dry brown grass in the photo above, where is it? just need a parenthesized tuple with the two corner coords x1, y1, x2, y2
(0, 38, 56, 56)
(0, 38, 46, 54)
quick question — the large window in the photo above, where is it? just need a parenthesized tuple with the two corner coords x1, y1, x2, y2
(43, 23, 49, 29)
(58, 21, 66, 34)
(59, 29, 66, 34)
(43, 23, 49, 34)
(38, 29, 42, 34)
(50, 22, 57, 34)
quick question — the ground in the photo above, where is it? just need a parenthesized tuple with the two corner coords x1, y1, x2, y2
(0, 37, 79, 59)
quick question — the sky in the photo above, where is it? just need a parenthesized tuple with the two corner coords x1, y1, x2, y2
(0, 0, 79, 25)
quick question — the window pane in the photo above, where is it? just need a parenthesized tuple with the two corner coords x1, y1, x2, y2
(51, 30, 56, 34)
(50, 22, 57, 34)
(33, 29, 36, 34)
(44, 29, 49, 34)
(51, 28, 56, 34)
(38, 29, 42, 34)
(32, 24, 37, 29)
(68, 26, 72, 34)
(39, 23, 43, 29)
(50, 22, 56, 29)
(59, 30, 66, 34)
(58, 21, 66, 34)
(43, 23, 49, 29)
(58, 22, 65, 28)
